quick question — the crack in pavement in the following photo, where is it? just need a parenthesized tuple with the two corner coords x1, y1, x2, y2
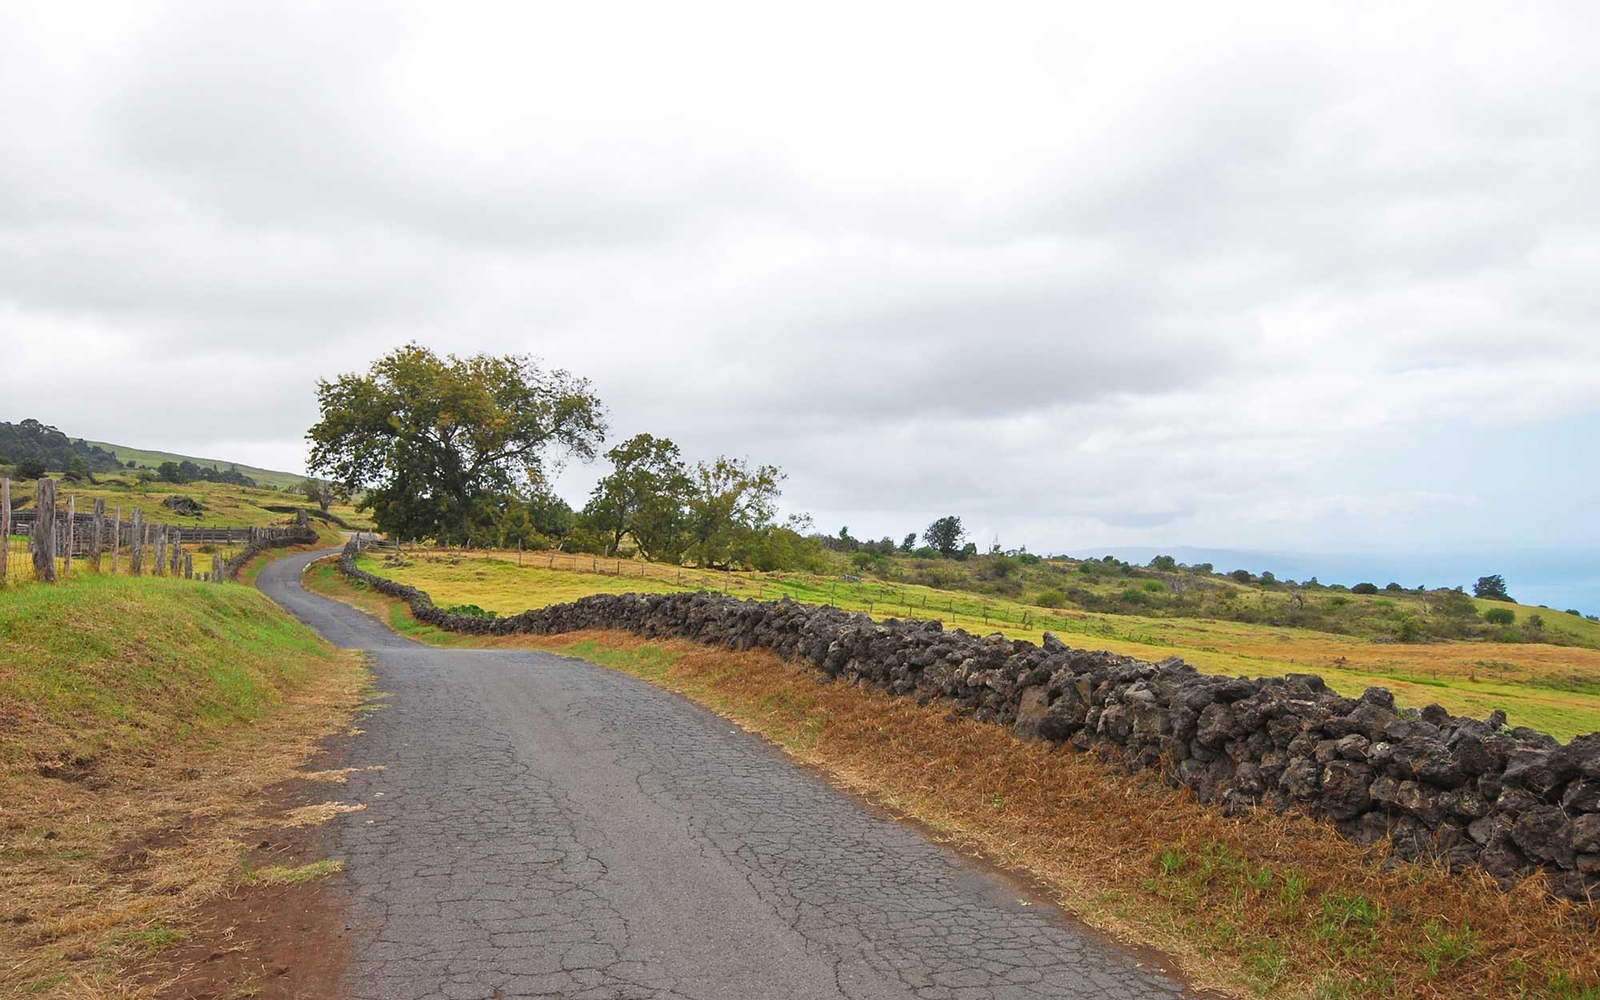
(259, 550, 1201, 1000)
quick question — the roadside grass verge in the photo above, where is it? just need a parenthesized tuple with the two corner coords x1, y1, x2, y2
(0, 573, 368, 998)
(350, 549, 1600, 738)
(306, 564, 1600, 1000)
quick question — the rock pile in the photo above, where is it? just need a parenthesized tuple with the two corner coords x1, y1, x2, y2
(339, 542, 1600, 902)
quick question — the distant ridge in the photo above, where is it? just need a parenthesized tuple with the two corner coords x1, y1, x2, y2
(79, 439, 306, 490)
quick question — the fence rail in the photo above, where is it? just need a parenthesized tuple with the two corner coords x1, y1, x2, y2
(2, 476, 315, 587)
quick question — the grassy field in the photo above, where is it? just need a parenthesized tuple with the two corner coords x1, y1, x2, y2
(302, 565, 1600, 1000)
(353, 547, 1600, 738)
(0, 572, 367, 997)
(78, 439, 308, 491)
(3, 475, 371, 529)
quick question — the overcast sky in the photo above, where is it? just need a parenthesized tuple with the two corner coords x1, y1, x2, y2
(3, 2, 1597, 586)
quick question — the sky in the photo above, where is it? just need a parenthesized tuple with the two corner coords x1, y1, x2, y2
(2, 2, 1597, 605)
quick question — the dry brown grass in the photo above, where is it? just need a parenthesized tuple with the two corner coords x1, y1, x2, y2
(0, 650, 367, 999)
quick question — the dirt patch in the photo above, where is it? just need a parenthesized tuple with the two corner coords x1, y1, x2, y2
(130, 740, 355, 1000)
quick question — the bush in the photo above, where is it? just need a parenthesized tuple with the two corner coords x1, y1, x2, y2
(1482, 607, 1516, 626)
(445, 603, 498, 619)
(1229, 569, 1252, 584)
(1148, 554, 1177, 571)
(1385, 582, 1404, 592)
(1352, 582, 1379, 595)
(1035, 588, 1066, 609)
(14, 457, 46, 479)
(1078, 563, 1094, 575)
(1141, 580, 1164, 593)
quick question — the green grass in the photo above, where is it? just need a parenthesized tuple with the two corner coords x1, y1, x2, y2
(358, 549, 1600, 739)
(0, 572, 347, 764)
(242, 859, 344, 885)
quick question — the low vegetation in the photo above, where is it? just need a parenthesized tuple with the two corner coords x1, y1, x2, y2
(301, 564, 1600, 1000)
(0, 572, 367, 997)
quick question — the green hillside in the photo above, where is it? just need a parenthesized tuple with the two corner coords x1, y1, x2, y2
(79, 439, 307, 490)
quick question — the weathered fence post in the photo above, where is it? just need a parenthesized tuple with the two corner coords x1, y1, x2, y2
(91, 498, 105, 572)
(131, 508, 145, 575)
(0, 477, 9, 586)
(154, 526, 168, 578)
(184, 552, 193, 579)
(170, 529, 182, 577)
(33, 478, 57, 583)
(62, 495, 75, 578)
(111, 507, 122, 574)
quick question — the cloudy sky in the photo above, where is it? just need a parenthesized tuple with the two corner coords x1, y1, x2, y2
(3, 2, 1597, 599)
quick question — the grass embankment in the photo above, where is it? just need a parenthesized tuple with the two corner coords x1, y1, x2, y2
(304, 564, 1600, 1000)
(0, 573, 367, 998)
(351, 549, 1600, 738)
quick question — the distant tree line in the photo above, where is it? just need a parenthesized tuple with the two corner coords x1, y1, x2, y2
(0, 419, 123, 475)
(156, 459, 259, 488)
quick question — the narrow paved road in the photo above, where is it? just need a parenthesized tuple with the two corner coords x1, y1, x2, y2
(259, 550, 1200, 1000)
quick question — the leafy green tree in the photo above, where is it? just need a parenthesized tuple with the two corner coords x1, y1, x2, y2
(1351, 582, 1379, 595)
(15, 457, 46, 480)
(307, 344, 606, 543)
(583, 433, 691, 559)
(300, 477, 344, 513)
(157, 461, 185, 484)
(901, 532, 917, 553)
(684, 457, 784, 569)
(1473, 574, 1514, 602)
(1148, 554, 1177, 571)
(922, 516, 965, 558)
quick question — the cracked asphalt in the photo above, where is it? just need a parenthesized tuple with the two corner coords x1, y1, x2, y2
(258, 549, 1201, 1000)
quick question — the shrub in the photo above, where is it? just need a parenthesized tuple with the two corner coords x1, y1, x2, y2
(14, 457, 46, 479)
(1035, 588, 1066, 609)
(1142, 580, 1165, 593)
(1525, 614, 1544, 631)
(445, 603, 498, 619)
(1352, 583, 1379, 595)
(1482, 607, 1516, 626)
(1119, 587, 1153, 607)
(1259, 570, 1277, 585)
(1078, 563, 1095, 575)
(1229, 569, 1252, 584)
(1148, 554, 1177, 571)
(1385, 582, 1404, 592)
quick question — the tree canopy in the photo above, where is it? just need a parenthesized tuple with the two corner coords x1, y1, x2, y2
(307, 344, 607, 542)
(582, 433, 692, 560)
(1474, 574, 1514, 602)
(923, 515, 965, 558)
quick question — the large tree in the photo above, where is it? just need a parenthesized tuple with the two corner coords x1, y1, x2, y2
(582, 433, 691, 559)
(684, 457, 784, 569)
(923, 515, 965, 558)
(307, 344, 606, 542)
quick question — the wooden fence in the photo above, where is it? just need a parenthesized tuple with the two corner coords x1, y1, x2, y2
(1, 476, 311, 587)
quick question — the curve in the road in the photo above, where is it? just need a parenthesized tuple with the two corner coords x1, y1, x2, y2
(258, 549, 1203, 1000)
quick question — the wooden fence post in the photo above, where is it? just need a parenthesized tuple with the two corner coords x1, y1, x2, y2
(170, 529, 182, 577)
(62, 494, 75, 578)
(90, 498, 105, 572)
(0, 477, 9, 586)
(111, 507, 122, 574)
(184, 552, 193, 579)
(154, 526, 168, 578)
(131, 509, 144, 575)
(33, 478, 57, 583)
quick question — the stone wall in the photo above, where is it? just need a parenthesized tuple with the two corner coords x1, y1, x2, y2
(221, 525, 319, 580)
(337, 541, 1600, 902)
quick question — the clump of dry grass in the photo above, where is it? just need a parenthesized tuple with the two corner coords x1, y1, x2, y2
(517, 630, 1600, 1000)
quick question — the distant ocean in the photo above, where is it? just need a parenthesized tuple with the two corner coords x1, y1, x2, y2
(1073, 546, 1600, 617)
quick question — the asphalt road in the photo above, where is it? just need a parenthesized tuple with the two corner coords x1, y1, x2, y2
(258, 549, 1200, 1000)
